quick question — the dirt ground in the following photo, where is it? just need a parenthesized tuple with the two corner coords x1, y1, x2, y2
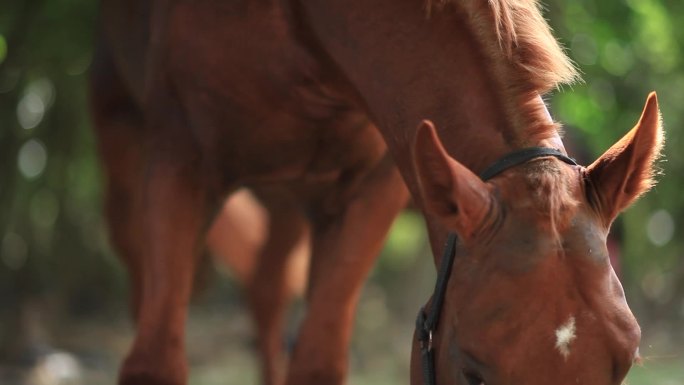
(1, 286, 682, 385)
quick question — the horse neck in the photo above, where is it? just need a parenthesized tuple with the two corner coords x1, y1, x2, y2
(302, 1, 562, 170)
(300, 0, 564, 256)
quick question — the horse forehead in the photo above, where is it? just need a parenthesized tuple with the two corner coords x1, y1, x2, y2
(489, 204, 606, 274)
(493, 167, 582, 232)
(485, 211, 568, 272)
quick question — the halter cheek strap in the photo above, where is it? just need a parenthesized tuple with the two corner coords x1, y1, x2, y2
(415, 147, 577, 385)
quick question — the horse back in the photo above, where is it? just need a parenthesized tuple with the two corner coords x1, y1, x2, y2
(94, 0, 388, 185)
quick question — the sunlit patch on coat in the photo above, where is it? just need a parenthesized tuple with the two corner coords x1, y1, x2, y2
(555, 316, 577, 359)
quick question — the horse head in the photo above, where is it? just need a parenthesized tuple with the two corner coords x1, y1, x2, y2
(411, 93, 663, 385)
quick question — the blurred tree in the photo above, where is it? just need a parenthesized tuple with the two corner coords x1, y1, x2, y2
(0, 0, 126, 359)
(546, 0, 684, 336)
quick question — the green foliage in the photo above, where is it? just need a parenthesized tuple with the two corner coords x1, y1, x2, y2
(546, 0, 684, 327)
(0, 0, 123, 320)
(628, 358, 684, 384)
(0, 35, 7, 65)
(381, 212, 426, 271)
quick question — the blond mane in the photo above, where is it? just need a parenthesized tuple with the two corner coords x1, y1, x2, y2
(429, 0, 580, 144)
(483, 0, 579, 92)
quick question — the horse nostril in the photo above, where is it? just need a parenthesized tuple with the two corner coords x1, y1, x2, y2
(463, 370, 485, 385)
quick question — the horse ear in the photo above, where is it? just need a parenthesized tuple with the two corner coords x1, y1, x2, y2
(587, 92, 664, 225)
(413, 120, 493, 239)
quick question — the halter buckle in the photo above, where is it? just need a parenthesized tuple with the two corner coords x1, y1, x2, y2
(422, 329, 433, 352)
(416, 308, 434, 352)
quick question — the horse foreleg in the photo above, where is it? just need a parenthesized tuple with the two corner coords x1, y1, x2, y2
(285, 157, 409, 385)
(246, 188, 310, 385)
(90, 40, 146, 318)
(94, 116, 146, 318)
(118, 158, 213, 385)
(207, 188, 310, 385)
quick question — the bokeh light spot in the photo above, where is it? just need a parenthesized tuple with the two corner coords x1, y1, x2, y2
(588, 78, 616, 111)
(646, 209, 674, 247)
(28, 352, 83, 385)
(17, 92, 45, 129)
(16, 78, 55, 130)
(66, 53, 93, 76)
(18, 139, 48, 179)
(640, 269, 666, 301)
(571, 34, 598, 66)
(601, 41, 635, 76)
(383, 212, 426, 270)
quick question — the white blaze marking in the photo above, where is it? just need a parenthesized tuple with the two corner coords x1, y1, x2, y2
(555, 316, 577, 359)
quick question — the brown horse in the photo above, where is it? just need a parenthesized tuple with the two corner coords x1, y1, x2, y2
(90, 0, 663, 384)
(206, 187, 310, 384)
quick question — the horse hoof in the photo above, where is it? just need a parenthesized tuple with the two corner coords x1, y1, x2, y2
(286, 367, 345, 385)
(119, 356, 187, 385)
(119, 371, 184, 385)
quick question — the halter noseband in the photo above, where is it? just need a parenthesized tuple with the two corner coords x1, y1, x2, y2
(415, 147, 578, 385)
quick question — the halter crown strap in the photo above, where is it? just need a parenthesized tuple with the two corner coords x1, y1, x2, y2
(480, 147, 577, 180)
(416, 147, 577, 385)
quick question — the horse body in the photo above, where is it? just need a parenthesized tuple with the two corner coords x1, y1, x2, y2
(100, 0, 382, 184)
(94, 3, 405, 385)
(91, 1, 662, 385)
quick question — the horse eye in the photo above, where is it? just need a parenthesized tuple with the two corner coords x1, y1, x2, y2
(462, 370, 485, 385)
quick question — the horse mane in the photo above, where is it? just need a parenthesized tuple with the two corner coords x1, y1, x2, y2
(429, 0, 580, 144)
(483, 0, 579, 93)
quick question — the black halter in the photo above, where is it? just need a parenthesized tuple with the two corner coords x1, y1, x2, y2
(415, 147, 578, 385)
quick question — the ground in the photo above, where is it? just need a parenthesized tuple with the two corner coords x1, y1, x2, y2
(1, 285, 682, 385)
